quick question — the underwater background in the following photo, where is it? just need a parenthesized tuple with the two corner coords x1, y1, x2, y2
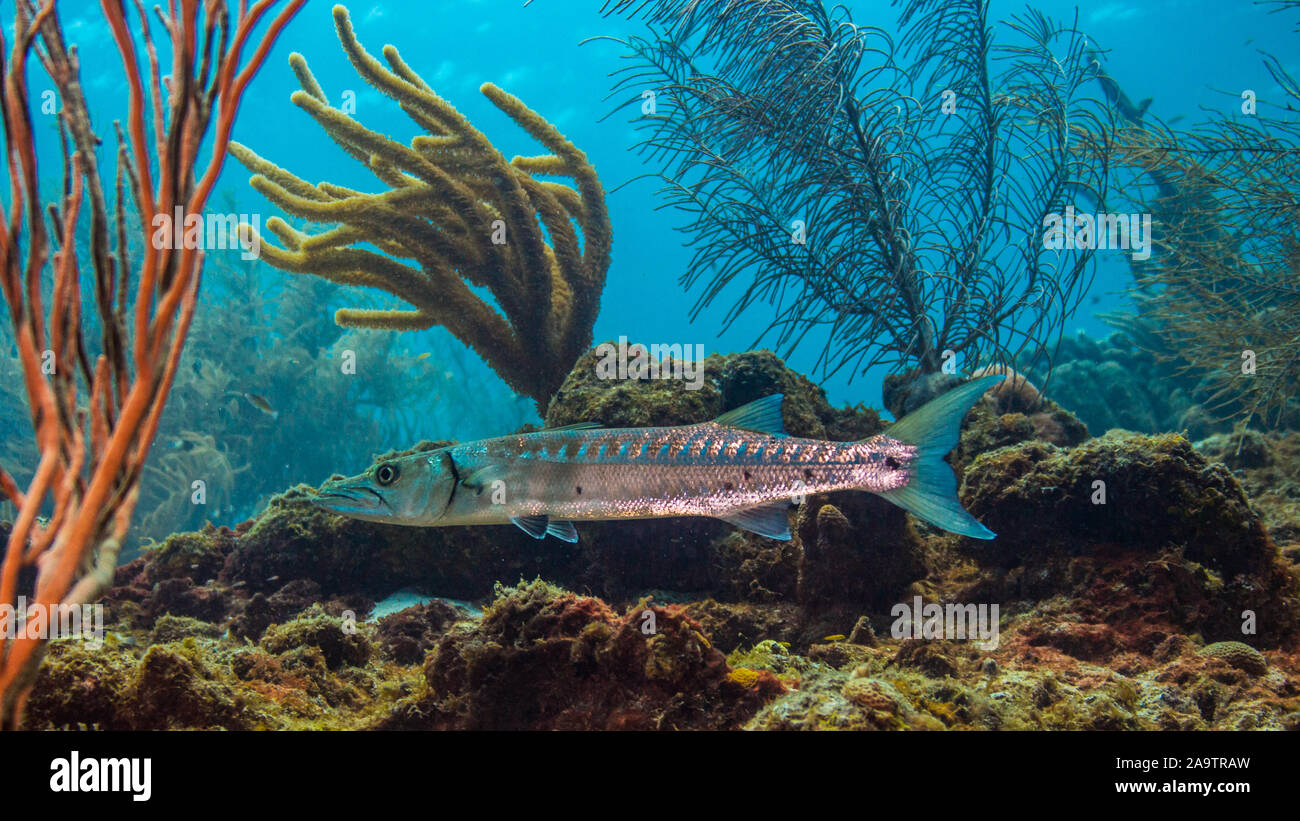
(4, 0, 1295, 542)
(2, 0, 1299, 730)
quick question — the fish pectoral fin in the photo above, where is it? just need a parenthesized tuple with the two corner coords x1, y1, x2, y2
(510, 515, 551, 539)
(718, 502, 793, 541)
(509, 515, 579, 543)
(461, 465, 507, 493)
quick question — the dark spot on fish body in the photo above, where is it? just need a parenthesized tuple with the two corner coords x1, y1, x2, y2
(803, 468, 814, 481)
(885, 457, 900, 470)
(575, 486, 582, 495)
(743, 470, 752, 480)
(724, 481, 734, 491)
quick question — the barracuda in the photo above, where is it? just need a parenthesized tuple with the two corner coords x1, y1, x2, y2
(312, 374, 1004, 543)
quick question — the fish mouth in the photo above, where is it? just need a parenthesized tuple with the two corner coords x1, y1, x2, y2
(311, 482, 391, 518)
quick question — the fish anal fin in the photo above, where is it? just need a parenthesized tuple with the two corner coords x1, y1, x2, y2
(718, 501, 792, 541)
(715, 394, 787, 436)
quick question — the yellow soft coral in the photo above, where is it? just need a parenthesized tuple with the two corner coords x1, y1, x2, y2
(230, 4, 611, 408)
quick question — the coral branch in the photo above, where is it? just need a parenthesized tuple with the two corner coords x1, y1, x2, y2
(230, 4, 612, 409)
(0, 0, 303, 729)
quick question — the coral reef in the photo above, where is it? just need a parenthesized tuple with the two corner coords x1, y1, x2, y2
(231, 5, 611, 408)
(383, 580, 784, 729)
(951, 396, 1089, 474)
(961, 432, 1272, 574)
(1196, 429, 1300, 551)
(957, 432, 1300, 646)
(20, 342, 1300, 731)
(26, 610, 413, 730)
(1032, 332, 1209, 437)
(0, 0, 304, 728)
(28, 564, 1300, 731)
(545, 344, 882, 439)
(969, 365, 1043, 414)
(1199, 641, 1268, 676)
(794, 497, 924, 613)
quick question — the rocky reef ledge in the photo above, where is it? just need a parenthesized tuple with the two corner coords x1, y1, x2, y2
(23, 348, 1300, 730)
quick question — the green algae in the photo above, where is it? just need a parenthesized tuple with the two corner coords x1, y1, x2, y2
(260, 604, 370, 669)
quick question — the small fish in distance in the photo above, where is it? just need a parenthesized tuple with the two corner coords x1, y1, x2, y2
(228, 390, 278, 418)
(311, 375, 1005, 543)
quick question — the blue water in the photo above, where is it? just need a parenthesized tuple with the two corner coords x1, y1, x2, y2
(10, 0, 1296, 536)
(209, 0, 1292, 410)
(50, 0, 1293, 411)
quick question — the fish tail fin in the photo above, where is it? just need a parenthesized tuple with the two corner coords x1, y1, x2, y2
(872, 375, 1004, 540)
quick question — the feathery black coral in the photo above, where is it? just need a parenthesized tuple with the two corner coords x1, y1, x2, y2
(601, 0, 1113, 399)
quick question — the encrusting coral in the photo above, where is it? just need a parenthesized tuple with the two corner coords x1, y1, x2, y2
(230, 4, 612, 408)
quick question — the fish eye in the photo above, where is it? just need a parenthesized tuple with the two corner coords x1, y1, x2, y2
(375, 463, 399, 486)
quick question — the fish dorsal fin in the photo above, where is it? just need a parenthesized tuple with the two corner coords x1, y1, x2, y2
(544, 421, 603, 431)
(714, 394, 786, 436)
(509, 515, 579, 543)
(718, 501, 792, 541)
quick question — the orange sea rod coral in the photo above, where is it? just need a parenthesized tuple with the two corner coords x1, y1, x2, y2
(0, 0, 303, 729)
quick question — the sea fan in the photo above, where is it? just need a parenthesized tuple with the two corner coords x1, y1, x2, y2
(599, 0, 1113, 399)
